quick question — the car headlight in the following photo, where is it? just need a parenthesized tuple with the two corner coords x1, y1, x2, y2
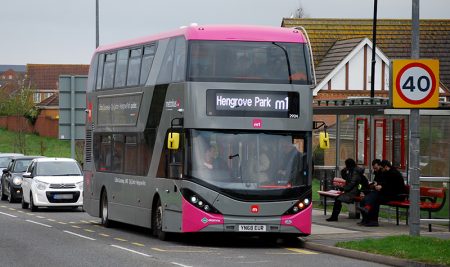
(12, 176, 23, 186)
(76, 181, 83, 190)
(35, 180, 49, 190)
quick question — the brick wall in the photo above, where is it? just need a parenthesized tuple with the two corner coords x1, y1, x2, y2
(0, 115, 58, 138)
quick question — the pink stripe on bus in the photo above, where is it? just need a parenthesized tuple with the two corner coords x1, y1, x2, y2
(181, 197, 224, 232)
(96, 25, 305, 53)
(280, 204, 312, 235)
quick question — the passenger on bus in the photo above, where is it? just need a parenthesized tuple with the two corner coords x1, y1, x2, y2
(203, 145, 228, 171)
(276, 141, 301, 184)
(253, 144, 271, 184)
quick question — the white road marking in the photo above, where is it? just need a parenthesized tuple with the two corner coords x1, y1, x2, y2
(26, 220, 52, 228)
(110, 245, 152, 257)
(0, 211, 17, 218)
(171, 262, 192, 267)
(63, 230, 96, 241)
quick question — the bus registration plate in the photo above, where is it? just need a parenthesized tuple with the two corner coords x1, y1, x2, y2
(238, 225, 266, 232)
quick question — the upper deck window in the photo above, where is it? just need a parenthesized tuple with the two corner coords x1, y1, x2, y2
(188, 41, 311, 85)
(95, 43, 157, 90)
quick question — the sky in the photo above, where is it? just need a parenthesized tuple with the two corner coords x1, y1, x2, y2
(1, 0, 449, 65)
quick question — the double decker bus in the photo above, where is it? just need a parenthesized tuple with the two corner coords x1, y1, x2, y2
(83, 25, 316, 240)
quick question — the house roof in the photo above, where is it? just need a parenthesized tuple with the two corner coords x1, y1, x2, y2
(281, 18, 450, 89)
(26, 64, 89, 90)
(36, 93, 59, 108)
(315, 38, 364, 83)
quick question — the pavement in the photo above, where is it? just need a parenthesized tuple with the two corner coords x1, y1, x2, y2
(302, 208, 450, 267)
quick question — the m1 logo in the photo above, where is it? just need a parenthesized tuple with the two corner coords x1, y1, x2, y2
(252, 119, 262, 128)
(250, 205, 259, 213)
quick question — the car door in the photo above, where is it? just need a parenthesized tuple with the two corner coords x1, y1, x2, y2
(1, 160, 13, 193)
(22, 161, 36, 202)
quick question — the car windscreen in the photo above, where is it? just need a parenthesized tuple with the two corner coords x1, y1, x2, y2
(0, 157, 12, 168)
(13, 159, 33, 173)
(36, 161, 82, 176)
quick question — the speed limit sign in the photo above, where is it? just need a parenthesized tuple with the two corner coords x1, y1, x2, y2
(392, 59, 439, 108)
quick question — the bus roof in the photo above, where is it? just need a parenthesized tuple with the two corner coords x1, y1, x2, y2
(96, 25, 306, 53)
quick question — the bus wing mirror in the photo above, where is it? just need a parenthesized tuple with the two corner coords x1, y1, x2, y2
(167, 132, 180, 150)
(319, 132, 330, 149)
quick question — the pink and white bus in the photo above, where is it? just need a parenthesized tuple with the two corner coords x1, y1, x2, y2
(83, 25, 315, 240)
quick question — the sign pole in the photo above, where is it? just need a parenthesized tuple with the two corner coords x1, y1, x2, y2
(409, 0, 420, 236)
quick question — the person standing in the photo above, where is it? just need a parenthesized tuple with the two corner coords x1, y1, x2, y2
(326, 158, 363, 222)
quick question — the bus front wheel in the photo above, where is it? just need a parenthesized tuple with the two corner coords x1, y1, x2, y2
(101, 191, 113, 227)
(152, 199, 168, 241)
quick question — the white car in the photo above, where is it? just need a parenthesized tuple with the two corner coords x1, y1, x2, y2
(21, 158, 83, 211)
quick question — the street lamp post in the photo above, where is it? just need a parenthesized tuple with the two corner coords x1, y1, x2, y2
(96, 0, 99, 48)
(370, 0, 378, 99)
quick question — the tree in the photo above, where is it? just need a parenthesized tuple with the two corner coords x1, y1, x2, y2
(4, 85, 37, 154)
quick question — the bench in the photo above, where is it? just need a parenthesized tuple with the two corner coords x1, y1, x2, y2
(384, 186, 447, 232)
(317, 177, 363, 219)
(318, 182, 447, 231)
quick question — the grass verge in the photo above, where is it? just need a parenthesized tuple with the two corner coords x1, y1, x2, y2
(336, 235, 450, 266)
(0, 128, 71, 157)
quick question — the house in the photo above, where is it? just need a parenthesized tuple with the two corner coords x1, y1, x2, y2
(0, 66, 26, 89)
(281, 18, 450, 177)
(26, 64, 89, 104)
(281, 18, 450, 101)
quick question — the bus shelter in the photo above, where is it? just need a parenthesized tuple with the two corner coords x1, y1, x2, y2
(312, 98, 450, 229)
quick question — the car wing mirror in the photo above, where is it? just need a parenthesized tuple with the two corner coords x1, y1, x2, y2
(22, 172, 33, 178)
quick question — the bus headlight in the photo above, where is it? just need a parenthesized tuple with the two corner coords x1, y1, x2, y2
(284, 197, 311, 215)
(181, 188, 221, 214)
(12, 176, 23, 186)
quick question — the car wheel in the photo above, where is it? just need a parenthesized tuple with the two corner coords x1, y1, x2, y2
(21, 194, 29, 209)
(101, 191, 112, 227)
(8, 186, 15, 203)
(0, 182, 7, 201)
(30, 192, 38, 212)
(152, 198, 168, 241)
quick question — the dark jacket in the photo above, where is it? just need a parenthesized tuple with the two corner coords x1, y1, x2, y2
(337, 166, 363, 203)
(380, 167, 406, 200)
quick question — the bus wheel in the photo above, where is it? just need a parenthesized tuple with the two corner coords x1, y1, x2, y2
(101, 191, 112, 227)
(152, 199, 168, 241)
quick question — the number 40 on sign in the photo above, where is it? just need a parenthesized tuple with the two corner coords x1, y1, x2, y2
(392, 59, 439, 108)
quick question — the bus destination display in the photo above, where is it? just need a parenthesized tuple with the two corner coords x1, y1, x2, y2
(206, 90, 299, 118)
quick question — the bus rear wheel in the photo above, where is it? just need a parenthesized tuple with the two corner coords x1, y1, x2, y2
(152, 199, 168, 241)
(101, 191, 113, 227)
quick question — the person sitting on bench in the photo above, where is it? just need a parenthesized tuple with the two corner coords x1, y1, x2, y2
(326, 158, 363, 222)
(358, 160, 406, 226)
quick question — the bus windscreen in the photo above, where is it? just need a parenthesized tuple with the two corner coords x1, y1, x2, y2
(188, 41, 311, 84)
